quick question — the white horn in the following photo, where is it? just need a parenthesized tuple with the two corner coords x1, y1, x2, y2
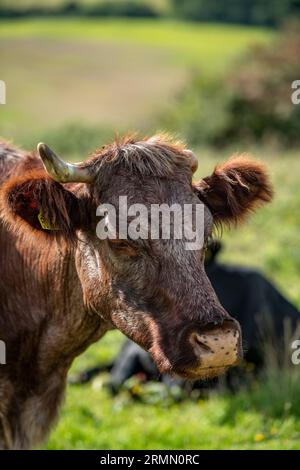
(37, 143, 92, 183)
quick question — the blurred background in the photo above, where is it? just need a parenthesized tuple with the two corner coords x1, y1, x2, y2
(1, 0, 300, 450)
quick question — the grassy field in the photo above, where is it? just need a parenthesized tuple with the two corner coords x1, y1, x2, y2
(0, 19, 272, 144)
(0, 0, 169, 10)
(44, 150, 300, 450)
(45, 332, 300, 450)
(1, 18, 299, 450)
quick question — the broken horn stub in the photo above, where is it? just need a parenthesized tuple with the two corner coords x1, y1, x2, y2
(37, 143, 92, 184)
(184, 149, 198, 173)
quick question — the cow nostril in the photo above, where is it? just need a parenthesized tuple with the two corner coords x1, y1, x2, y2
(188, 321, 242, 365)
(190, 332, 213, 355)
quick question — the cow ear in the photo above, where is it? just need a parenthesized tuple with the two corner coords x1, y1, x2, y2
(194, 155, 273, 227)
(1, 170, 80, 235)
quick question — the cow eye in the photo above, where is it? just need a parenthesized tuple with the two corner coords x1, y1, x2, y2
(107, 239, 138, 256)
(109, 239, 128, 249)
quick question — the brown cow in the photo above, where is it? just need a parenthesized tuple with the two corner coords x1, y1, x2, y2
(0, 134, 273, 449)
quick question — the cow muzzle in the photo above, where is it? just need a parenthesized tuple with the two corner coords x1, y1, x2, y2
(184, 320, 242, 379)
(158, 319, 242, 380)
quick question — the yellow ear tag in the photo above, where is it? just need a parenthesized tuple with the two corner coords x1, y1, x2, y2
(38, 211, 59, 231)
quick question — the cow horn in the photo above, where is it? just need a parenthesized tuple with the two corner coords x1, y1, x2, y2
(37, 143, 92, 183)
(185, 149, 198, 174)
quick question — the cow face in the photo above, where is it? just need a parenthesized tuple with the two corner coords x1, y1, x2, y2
(2, 135, 273, 380)
(82, 186, 241, 380)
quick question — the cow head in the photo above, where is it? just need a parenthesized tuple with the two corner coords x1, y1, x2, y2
(2, 135, 273, 379)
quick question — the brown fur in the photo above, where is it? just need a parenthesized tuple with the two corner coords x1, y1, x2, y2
(2, 171, 77, 236)
(86, 133, 193, 183)
(195, 155, 273, 227)
(0, 140, 25, 184)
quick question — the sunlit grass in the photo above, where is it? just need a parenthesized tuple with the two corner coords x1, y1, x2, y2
(0, 19, 272, 70)
(44, 328, 300, 450)
(0, 19, 273, 147)
(44, 375, 300, 449)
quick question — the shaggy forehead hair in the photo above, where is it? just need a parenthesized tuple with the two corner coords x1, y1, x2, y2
(86, 134, 193, 180)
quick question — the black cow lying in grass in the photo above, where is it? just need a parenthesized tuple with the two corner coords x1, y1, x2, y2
(72, 241, 300, 392)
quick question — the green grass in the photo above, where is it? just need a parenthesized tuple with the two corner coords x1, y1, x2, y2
(43, 150, 300, 450)
(0, 0, 170, 11)
(45, 334, 300, 449)
(44, 363, 300, 449)
(0, 19, 272, 145)
(0, 19, 272, 69)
